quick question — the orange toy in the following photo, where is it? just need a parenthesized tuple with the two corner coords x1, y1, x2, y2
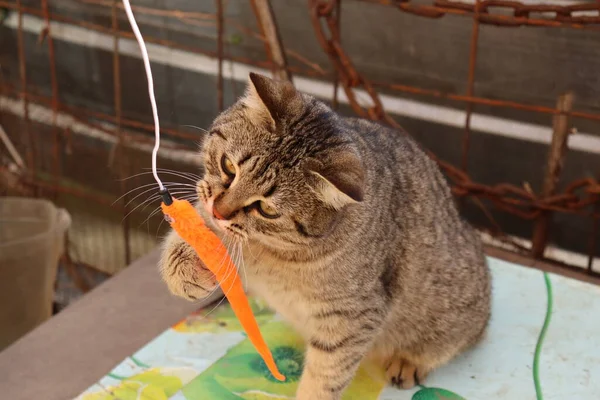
(161, 193, 285, 382)
(121, 0, 283, 383)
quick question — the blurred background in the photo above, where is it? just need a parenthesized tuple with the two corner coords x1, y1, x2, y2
(1, 0, 599, 350)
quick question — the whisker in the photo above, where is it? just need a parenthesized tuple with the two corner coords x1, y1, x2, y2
(195, 235, 231, 306)
(123, 185, 162, 208)
(166, 182, 197, 188)
(170, 195, 199, 207)
(243, 237, 261, 262)
(220, 259, 239, 304)
(120, 169, 200, 185)
(233, 241, 243, 288)
(138, 193, 164, 216)
(206, 255, 238, 316)
(216, 240, 239, 297)
(115, 181, 196, 209)
(125, 169, 201, 184)
(135, 190, 197, 227)
(119, 171, 157, 182)
(231, 240, 242, 292)
(129, 185, 195, 222)
(167, 191, 198, 202)
(151, 166, 201, 175)
(148, 192, 198, 233)
(153, 166, 201, 177)
(201, 285, 230, 319)
(156, 172, 198, 184)
(141, 207, 161, 230)
(175, 193, 199, 201)
(155, 215, 167, 239)
(164, 184, 198, 193)
(181, 124, 209, 134)
(112, 182, 158, 205)
(238, 241, 248, 292)
(151, 167, 201, 181)
(213, 234, 234, 278)
(122, 194, 160, 221)
(202, 238, 238, 317)
(139, 205, 165, 228)
(164, 189, 196, 196)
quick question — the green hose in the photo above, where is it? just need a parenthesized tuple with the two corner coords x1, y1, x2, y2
(533, 272, 553, 400)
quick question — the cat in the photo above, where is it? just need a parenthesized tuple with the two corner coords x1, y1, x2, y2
(159, 73, 491, 400)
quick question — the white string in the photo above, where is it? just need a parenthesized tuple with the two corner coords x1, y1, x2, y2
(122, 0, 164, 191)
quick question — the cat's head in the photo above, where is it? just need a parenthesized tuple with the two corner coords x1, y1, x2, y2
(197, 73, 364, 250)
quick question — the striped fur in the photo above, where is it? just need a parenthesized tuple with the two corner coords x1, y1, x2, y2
(160, 73, 491, 399)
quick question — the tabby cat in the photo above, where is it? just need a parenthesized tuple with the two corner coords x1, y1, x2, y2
(159, 73, 491, 400)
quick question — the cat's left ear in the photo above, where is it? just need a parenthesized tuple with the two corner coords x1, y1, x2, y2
(307, 150, 365, 210)
(242, 72, 303, 126)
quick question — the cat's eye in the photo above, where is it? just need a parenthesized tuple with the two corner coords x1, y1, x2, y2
(221, 155, 236, 178)
(257, 200, 279, 219)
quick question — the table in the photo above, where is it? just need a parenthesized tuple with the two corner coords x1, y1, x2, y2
(1, 246, 598, 400)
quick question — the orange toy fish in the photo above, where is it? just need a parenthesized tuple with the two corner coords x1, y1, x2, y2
(160, 192, 285, 382)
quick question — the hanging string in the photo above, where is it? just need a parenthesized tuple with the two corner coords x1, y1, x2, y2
(121, 0, 164, 191)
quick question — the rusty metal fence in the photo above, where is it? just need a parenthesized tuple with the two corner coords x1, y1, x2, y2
(1, 0, 600, 293)
(309, 0, 600, 274)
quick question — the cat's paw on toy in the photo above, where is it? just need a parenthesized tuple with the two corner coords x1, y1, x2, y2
(160, 241, 217, 301)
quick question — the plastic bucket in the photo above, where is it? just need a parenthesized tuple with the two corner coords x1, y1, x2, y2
(0, 197, 71, 350)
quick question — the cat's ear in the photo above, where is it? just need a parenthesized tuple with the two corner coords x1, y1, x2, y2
(242, 72, 303, 126)
(307, 150, 365, 210)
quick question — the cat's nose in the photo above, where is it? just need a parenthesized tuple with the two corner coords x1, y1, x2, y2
(212, 205, 227, 220)
(212, 196, 239, 220)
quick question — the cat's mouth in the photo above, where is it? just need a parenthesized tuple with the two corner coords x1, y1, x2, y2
(195, 194, 225, 233)
(196, 181, 247, 240)
(203, 199, 215, 222)
(202, 200, 246, 239)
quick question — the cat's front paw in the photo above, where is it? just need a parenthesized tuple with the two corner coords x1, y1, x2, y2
(159, 241, 218, 301)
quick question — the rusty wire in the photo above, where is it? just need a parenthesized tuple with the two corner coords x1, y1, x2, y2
(110, 0, 131, 265)
(0, 0, 327, 78)
(216, 0, 225, 112)
(40, 0, 60, 200)
(360, 0, 600, 29)
(369, 81, 600, 123)
(308, 0, 600, 268)
(1, 83, 199, 142)
(14, 0, 35, 183)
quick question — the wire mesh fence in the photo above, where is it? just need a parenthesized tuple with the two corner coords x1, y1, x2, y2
(1, 0, 600, 303)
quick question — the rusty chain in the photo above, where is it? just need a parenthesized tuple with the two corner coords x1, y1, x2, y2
(360, 0, 600, 28)
(308, 0, 600, 220)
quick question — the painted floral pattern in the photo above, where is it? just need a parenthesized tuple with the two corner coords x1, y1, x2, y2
(75, 298, 470, 400)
